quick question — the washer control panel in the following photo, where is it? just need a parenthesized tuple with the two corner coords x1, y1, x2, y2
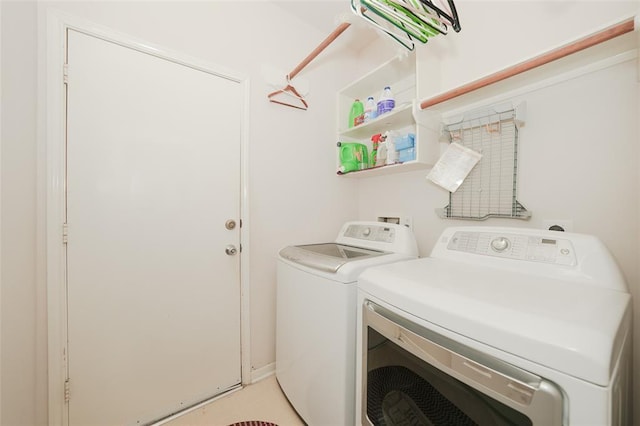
(447, 231, 577, 266)
(344, 224, 396, 243)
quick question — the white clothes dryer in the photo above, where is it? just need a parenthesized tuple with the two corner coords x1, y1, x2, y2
(276, 221, 418, 426)
(356, 226, 632, 426)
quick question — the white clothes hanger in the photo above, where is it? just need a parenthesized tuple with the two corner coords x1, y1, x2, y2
(268, 22, 351, 110)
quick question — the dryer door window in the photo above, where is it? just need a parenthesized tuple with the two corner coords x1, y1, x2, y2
(360, 301, 564, 426)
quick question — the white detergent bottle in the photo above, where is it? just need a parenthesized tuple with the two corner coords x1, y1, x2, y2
(385, 131, 397, 165)
(376, 141, 388, 166)
(377, 86, 395, 116)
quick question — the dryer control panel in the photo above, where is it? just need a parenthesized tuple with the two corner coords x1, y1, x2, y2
(447, 231, 577, 266)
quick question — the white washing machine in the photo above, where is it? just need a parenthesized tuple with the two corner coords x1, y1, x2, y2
(356, 226, 632, 426)
(276, 221, 418, 426)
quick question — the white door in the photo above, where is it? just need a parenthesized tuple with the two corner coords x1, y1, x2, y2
(65, 29, 242, 425)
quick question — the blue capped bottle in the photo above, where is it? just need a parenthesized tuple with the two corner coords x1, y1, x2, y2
(364, 96, 377, 123)
(376, 86, 395, 116)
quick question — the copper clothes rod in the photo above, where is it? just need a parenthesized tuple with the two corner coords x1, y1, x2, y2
(419, 17, 636, 110)
(268, 22, 351, 110)
(289, 21, 351, 81)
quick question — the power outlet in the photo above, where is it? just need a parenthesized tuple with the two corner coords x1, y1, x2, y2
(542, 220, 573, 233)
(377, 216, 413, 230)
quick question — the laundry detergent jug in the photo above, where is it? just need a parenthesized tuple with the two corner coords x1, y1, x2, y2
(338, 142, 369, 173)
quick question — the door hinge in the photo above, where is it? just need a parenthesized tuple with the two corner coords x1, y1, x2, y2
(64, 379, 70, 403)
(62, 223, 69, 244)
(63, 63, 69, 84)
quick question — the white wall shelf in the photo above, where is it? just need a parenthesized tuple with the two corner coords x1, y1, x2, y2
(338, 103, 413, 140)
(337, 159, 433, 178)
(336, 55, 441, 178)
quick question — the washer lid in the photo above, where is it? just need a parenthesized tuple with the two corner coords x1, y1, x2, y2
(279, 243, 385, 273)
(358, 258, 632, 386)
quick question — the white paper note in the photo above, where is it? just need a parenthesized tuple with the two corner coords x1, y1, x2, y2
(426, 142, 482, 193)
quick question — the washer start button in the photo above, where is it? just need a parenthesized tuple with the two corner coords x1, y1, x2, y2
(491, 237, 510, 252)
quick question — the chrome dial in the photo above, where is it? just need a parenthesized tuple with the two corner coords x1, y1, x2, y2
(491, 237, 510, 252)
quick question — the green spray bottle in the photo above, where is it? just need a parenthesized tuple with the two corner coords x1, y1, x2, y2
(370, 133, 382, 167)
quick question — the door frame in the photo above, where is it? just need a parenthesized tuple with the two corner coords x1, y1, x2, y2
(41, 10, 251, 425)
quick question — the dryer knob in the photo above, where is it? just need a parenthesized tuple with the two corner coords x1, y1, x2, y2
(363, 227, 371, 236)
(491, 237, 510, 252)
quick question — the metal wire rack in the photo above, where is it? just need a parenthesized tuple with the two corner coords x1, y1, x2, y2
(437, 104, 530, 220)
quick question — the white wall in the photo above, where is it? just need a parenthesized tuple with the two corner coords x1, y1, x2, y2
(418, 0, 639, 99)
(356, 2, 640, 425)
(1, 1, 361, 424)
(0, 1, 3, 424)
(0, 2, 3, 423)
(1, 2, 39, 425)
(358, 56, 639, 273)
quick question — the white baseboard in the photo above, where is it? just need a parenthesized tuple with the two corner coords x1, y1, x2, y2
(250, 362, 276, 383)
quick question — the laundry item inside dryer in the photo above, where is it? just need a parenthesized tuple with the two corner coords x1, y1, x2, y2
(366, 328, 532, 426)
(368, 366, 475, 426)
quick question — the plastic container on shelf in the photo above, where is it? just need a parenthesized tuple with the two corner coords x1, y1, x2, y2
(385, 131, 398, 165)
(376, 141, 388, 166)
(364, 97, 377, 123)
(394, 133, 415, 151)
(398, 147, 416, 162)
(338, 142, 369, 173)
(349, 99, 364, 128)
(376, 86, 395, 116)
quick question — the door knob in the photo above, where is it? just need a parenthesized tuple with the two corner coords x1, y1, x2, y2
(225, 245, 238, 256)
(225, 220, 237, 230)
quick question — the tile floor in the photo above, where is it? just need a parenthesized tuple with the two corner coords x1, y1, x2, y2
(161, 375, 305, 426)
